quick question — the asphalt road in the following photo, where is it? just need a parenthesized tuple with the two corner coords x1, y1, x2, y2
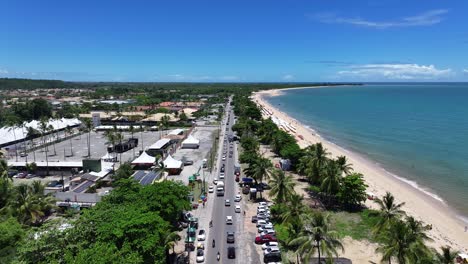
(206, 99, 243, 264)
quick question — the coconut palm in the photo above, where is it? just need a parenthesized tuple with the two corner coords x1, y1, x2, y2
(320, 162, 342, 205)
(243, 157, 272, 198)
(83, 118, 93, 158)
(373, 192, 406, 234)
(26, 126, 39, 162)
(435, 246, 459, 264)
(163, 230, 181, 263)
(376, 219, 432, 264)
(154, 154, 168, 181)
(290, 212, 344, 263)
(39, 118, 50, 175)
(160, 115, 170, 135)
(0, 160, 13, 209)
(269, 169, 296, 203)
(280, 193, 307, 230)
(6, 118, 19, 161)
(47, 124, 57, 156)
(335, 156, 353, 175)
(115, 132, 124, 165)
(65, 125, 74, 157)
(129, 125, 136, 157)
(139, 125, 144, 152)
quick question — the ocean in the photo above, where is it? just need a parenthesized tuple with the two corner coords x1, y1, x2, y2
(264, 83, 468, 220)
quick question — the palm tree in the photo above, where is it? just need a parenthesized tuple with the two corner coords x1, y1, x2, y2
(163, 230, 181, 263)
(6, 118, 19, 161)
(320, 162, 342, 206)
(309, 143, 330, 183)
(115, 132, 124, 165)
(47, 124, 57, 156)
(129, 125, 136, 157)
(290, 212, 344, 263)
(139, 125, 144, 152)
(65, 126, 74, 157)
(39, 118, 50, 176)
(435, 246, 459, 264)
(335, 156, 353, 175)
(0, 160, 13, 209)
(373, 192, 406, 234)
(243, 157, 272, 198)
(26, 126, 39, 162)
(154, 154, 168, 181)
(269, 169, 296, 203)
(280, 193, 307, 230)
(376, 219, 432, 264)
(160, 115, 170, 135)
(83, 118, 93, 158)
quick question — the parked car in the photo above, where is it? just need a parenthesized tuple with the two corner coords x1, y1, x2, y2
(227, 247, 236, 259)
(235, 205, 241, 213)
(225, 199, 230, 206)
(251, 216, 258, 223)
(226, 216, 233, 225)
(227, 232, 235, 243)
(196, 249, 205, 263)
(183, 160, 194, 166)
(219, 172, 225, 179)
(222, 156, 226, 161)
(264, 246, 281, 256)
(255, 234, 277, 244)
(256, 220, 269, 228)
(258, 224, 274, 233)
(260, 229, 276, 236)
(234, 194, 242, 202)
(261, 241, 279, 250)
(258, 202, 271, 207)
(197, 229, 206, 241)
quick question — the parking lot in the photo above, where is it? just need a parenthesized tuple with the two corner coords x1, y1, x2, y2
(10, 130, 163, 168)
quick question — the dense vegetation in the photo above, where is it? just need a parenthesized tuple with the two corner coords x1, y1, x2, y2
(0, 159, 191, 263)
(232, 94, 459, 263)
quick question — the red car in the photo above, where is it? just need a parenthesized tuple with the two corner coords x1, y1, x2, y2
(255, 234, 277, 244)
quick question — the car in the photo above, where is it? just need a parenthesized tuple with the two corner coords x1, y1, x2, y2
(227, 232, 235, 243)
(251, 216, 258, 223)
(26, 174, 36, 179)
(256, 220, 268, 227)
(213, 178, 218, 185)
(226, 216, 233, 224)
(219, 172, 225, 179)
(235, 205, 241, 213)
(229, 154, 232, 158)
(234, 194, 242, 202)
(220, 167, 225, 172)
(183, 160, 194, 165)
(222, 156, 226, 161)
(264, 252, 282, 263)
(255, 234, 277, 244)
(264, 246, 281, 256)
(19, 152, 28, 157)
(258, 202, 270, 207)
(196, 249, 205, 263)
(208, 186, 214, 193)
(260, 229, 276, 236)
(261, 241, 279, 250)
(227, 247, 236, 259)
(197, 229, 206, 241)
(225, 199, 230, 206)
(258, 224, 274, 233)
(257, 205, 268, 211)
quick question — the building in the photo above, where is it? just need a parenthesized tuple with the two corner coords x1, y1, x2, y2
(146, 138, 173, 157)
(163, 155, 183, 175)
(181, 135, 200, 149)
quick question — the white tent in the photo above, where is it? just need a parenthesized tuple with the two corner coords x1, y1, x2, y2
(181, 135, 200, 149)
(131, 151, 155, 165)
(101, 152, 116, 162)
(168, 128, 185, 136)
(163, 155, 183, 169)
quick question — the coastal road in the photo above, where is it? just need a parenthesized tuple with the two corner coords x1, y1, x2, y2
(206, 98, 246, 264)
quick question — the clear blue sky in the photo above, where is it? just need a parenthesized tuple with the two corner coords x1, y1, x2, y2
(2, 0, 468, 82)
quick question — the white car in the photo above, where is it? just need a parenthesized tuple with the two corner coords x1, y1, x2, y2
(219, 172, 225, 179)
(197, 229, 206, 241)
(222, 156, 226, 161)
(226, 216, 233, 225)
(208, 186, 214, 193)
(258, 224, 274, 233)
(196, 249, 205, 262)
(261, 241, 279, 250)
(234, 194, 242, 202)
(225, 199, 231, 206)
(261, 229, 276, 236)
(256, 220, 268, 228)
(213, 178, 218, 185)
(259, 202, 270, 207)
(263, 246, 281, 256)
(235, 205, 241, 213)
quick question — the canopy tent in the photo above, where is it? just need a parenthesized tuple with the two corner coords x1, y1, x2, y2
(163, 155, 183, 169)
(101, 152, 116, 162)
(131, 151, 155, 165)
(168, 128, 185, 136)
(181, 135, 200, 149)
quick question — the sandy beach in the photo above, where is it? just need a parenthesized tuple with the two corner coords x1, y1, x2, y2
(253, 87, 468, 257)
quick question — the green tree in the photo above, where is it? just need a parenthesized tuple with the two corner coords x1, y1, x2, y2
(112, 162, 133, 182)
(160, 115, 170, 135)
(39, 118, 50, 175)
(269, 169, 296, 203)
(82, 118, 93, 158)
(243, 156, 272, 198)
(280, 193, 307, 232)
(25, 162, 37, 174)
(335, 156, 353, 175)
(320, 162, 342, 205)
(373, 192, 406, 234)
(162, 230, 181, 263)
(290, 212, 344, 263)
(435, 246, 459, 264)
(154, 155, 167, 181)
(0, 217, 24, 263)
(337, 173, 368, 209)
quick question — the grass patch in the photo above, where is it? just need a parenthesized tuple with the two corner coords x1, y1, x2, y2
(192, 180, 208, 201)
(329, 209, 381, 242)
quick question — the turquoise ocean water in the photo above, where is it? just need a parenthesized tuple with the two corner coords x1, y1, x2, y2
(264, 83, 468, 221)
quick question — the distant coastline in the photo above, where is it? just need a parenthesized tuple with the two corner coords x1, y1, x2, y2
(253, 88, 468, 253)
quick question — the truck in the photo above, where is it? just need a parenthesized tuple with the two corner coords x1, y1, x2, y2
(216, 181, 225, 196)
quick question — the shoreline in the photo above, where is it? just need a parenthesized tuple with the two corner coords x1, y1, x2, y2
(253, 88, 468, 253)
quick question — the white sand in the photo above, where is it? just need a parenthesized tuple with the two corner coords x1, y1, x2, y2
(253, 88, 468, 255)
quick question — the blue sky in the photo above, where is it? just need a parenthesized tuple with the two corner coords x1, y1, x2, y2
(2, 0, 468, 82)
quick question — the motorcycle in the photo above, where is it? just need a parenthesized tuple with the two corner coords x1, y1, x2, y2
(217, 252, 220, 261)
(212, 239, 215, 248)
